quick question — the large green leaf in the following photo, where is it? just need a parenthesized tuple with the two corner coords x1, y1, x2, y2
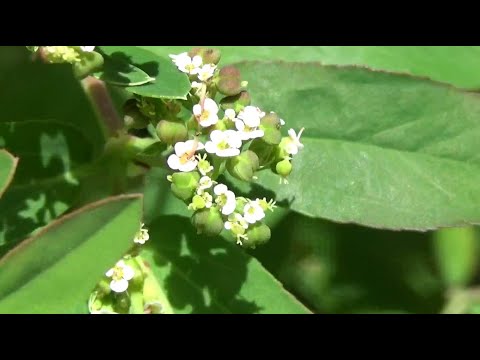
(98, 46, 191, 99)
(235, 61, 480, 230)
(0, 62, 106, 247)
(141, 215, 310, 314)
(0, 194, 143, 314)
(142, 46, 480, 89)
(0, 150, 17, 199)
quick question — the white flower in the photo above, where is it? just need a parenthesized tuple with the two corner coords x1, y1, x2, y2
(280, 118, 286, 126)
(243, 200, 266, 224)
(237, 106, 265, 128)
(105, 260, 135, 293)
(205, 130, 242, 157)
(214, 184, 237, 215)
(225, 109, 236, 121)
(235, 119, 265, 141)
(193, 98, 219, 128)
(197, 64, 217, 82)
(286, 128, 305, 155)
(167, 140, 205, 172)
(80, 46, 95, 52)
(134, 223, 149, 245)
(170, 53, 202, 75)
(196, 154, 214, 176)
(224, 213, 249, 231)
(198, 176, 214, 192)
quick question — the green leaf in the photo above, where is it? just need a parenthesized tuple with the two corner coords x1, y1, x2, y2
(433, 227, 480, 288)
(0, 62, 106, 248)
(142, 46, 480, 88)
(0, 194, 143, 314)
(236, 61, 480, 230)
(0, 150, 17, 199)
(94, 55, 154, 86)
(98, 46, 191, 99)
(140, 215, 311, 314)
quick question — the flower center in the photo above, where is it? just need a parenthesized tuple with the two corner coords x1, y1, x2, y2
(180, 152, 192, 164)
(112, 267, 124, 281)
(200, 110, 210, 121)
(216, 194, 227, 207)
(217, 140, 229, 150)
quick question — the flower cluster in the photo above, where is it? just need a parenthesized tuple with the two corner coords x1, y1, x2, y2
(32, 46, 96, 64)
(160, 48, 305, 247)
(88, 223, 168, 314)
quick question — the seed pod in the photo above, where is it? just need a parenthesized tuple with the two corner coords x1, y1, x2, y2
(188, 47, 222, 65)
(227, 150, 260, 182)
(275, 158, 293, 177)
(191, 207, 224, 237)
(220, 91, 252, 113)
(170, 171, 200, 202)
(156, 119, 188, 145)
(243, 223, 271, 249)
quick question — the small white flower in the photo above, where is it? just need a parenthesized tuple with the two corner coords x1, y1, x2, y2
(197, 64, 217, 82)
(237, 106, 265, 128)
(235, 119, 265, 141)
(243, 200, 266, 224)
(198, 176, 214, 192)
(196, 154, 214, 176)
(134, 223, 149, 245)
(224, 213, 249, 231)
(167, 140, 205, 172)
(193, 98, 219, 128)
(201, 191, 213, 208)
(170, 53, 203, 75)
(286, 128, 305, 155)
(224, 108, 236, 121)
(280, 118, 286, 126)
(105, 260, 135, 293)
(80, 46, 95, 52)
(205, 130, 242, 157)
(214, 184, 237, 215)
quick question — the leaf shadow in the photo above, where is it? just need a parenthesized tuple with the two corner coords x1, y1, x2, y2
(146, 215, 263, 314)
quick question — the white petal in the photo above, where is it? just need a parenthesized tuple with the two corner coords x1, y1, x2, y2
(288, 128, 297, 140)
(167, 154, 181, 170)
(192, 55, 203, 67)
(244, 212, 257, 224)
(205, 141, 217, 154)
(174, 141, 188, 156)
(224, 222, 232, 230)
(225, 109, 236, 120)
(80, 46, 95, 52)
(179, 160, 198, 172)
(235, 120, 245, 131)
(110, 279, 129, 293)
(250, 129, 264, 139)
(214, 184, 228, 195)
(193, 104, 202, 116)
(105, 268, 114, 277)
(203, 98, 219, 114)
(217, 148, 240, 157)
(116, 260, 126, 267)
(206, 114, 219, 126)
(122, 265, 135, 281)
(210, 130, 224, 143)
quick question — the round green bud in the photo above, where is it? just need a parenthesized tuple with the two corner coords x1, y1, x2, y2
(261, 113, 281, 128)
(114, 293, 131, 313)
(217, 77, 243, 96)
(227, 150, 260, 182)
(170, 172, 200, 202)
(156, 119, 188, 145)
(275, 158, 293, 177)
(220, 91, 252, 113)
(249, 139, 277, 167)
(218, 65, 241, 79)
(189, 47, 222, 65)
(243, 223, 271, 249)
(191, 207, 224, 237)
(260, 126, 282, 146)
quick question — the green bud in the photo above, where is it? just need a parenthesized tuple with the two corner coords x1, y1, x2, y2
(249, 139, 277, 167)
(243, 223, 271, 249)
(171, 172, 200, 201)
(114, 293, 131, 313)
(217, 77, 243, 96)
(156, 119, 188, 145)
(227, 150, 260, 182)
(260, 126, 282, 145)
(216, 65, 244, 96)
(220, 91, 251, 113)
(276, 137, 292, 160)
(275, 158, 293, 177)
(191, 207, 224, 237)
(261, 113, 281, 128)
(189, 47, 221, 65)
